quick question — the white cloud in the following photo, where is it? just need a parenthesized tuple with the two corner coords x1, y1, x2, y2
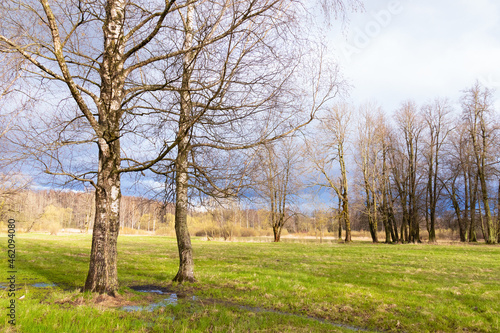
(329, 0, 500, 111)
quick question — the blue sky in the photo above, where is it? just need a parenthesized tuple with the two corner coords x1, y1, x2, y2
(327, 0, 500, 112)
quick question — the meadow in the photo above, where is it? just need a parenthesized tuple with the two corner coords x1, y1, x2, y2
(1, 234, 499, 332)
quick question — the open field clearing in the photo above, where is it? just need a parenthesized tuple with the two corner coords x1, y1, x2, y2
(1, 234, 499, 332)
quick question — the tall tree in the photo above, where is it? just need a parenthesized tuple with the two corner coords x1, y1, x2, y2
(355, 103, 384, 243)
(422, 99, 452, 242)
(309, 103, 353, 242)
(255, 139, 301, 242)
(393, 101, 424, 243)
(461, 82, 498, 244)
(151, 2, 347, 281)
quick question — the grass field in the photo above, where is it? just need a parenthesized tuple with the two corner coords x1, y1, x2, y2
(1, 234, 499, 332)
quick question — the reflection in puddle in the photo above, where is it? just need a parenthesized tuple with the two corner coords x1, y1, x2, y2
(0, 282, 57, 289)
(137, 289, 165, 294)
(32, 283, 57, 288)
(122, 293, 178, 312)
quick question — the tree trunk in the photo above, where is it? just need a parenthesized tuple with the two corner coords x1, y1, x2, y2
(388, 205, 398, 243)
(497, 179, 500, 243)
(463, 169, 470, 241)
(478, 202, 487, 242)
(173, 2, 196, 283)
(273, 224, 282, 242)
(387, 187, 399, 243)
(469, 172, 478, 242)
(84, 152, 121, 295)
(173, 158, 196, 282)
(84, 0, 125, 295)
(381, 154, 391, 243)
(427, 181, 437, 243)
(449, 181, 466, 242)
(337, 197, 342, 239)
(477, 111, 496, 244)
(400, 196, 409, 243)
(367, 212, 378, 243)
(339, 170, 351, 242)
(382, 211, 391, 243)
(478, 171, 495, 243)
(343, 198, 351, 242)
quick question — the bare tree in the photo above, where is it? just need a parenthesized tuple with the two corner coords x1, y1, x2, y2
(160, 18, 343, 278)
(254, 139, 302, 242)
(392, 101, 424, 243)
(442, 121, 470, 242)
(421, 98, 452, 242)
(354, 103, 385, 243)
(461, 82, 498, 244)
(309, 103, 353, 242)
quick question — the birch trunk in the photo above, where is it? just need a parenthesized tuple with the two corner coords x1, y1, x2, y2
(173, 2, 196, 283)
(84, 0, 126, 295)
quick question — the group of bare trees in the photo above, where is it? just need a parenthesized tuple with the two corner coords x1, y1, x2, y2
(0, 0, 360, 295)
(296, 83, 499, 245)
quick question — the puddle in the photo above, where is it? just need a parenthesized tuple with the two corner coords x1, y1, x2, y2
(0, 283, 23, 291)
(122, 285, 377, 332)
(236, 304, 375, 332)
(32, 283, 57, 288)
(1, 282, 57, 288)
(122, 293, 179, 312)
(136, 289, 165, 294)
(122, 285, 182, 312)
(129, 285, 171, 294)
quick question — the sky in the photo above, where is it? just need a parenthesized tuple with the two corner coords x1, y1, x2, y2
(327, 0, 500, 113)
(13, 0, 500, 204)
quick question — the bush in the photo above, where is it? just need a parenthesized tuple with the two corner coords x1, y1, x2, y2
(435, 228, 460, 241)
(47, 221, 62, 235)
(194, 226, 227, 239)
(239, 228, 257, 237)
(194, 229, 208, 237)
(155, 227, 174, 236)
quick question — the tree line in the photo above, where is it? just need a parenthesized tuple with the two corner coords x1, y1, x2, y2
(259, 82, 500, 245)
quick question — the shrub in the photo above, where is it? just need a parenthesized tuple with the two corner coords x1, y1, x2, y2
(47, 221, 62, 235)
(155, 227, 174, 236)
(239, 228, 257, 237)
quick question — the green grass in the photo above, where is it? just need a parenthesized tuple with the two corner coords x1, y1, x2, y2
(1, 234, 499, 332)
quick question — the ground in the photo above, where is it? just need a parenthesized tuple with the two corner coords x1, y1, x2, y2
(1, 234, 499, 332)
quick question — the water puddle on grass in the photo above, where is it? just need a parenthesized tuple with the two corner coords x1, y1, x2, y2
(121, 293, 178, 312)
(0, 282, 57, 290)
(123, 285, 183, 312)
(123, 285, 377, 332)
(236, 304, 375, 332)
(31, 283, 57, 288)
